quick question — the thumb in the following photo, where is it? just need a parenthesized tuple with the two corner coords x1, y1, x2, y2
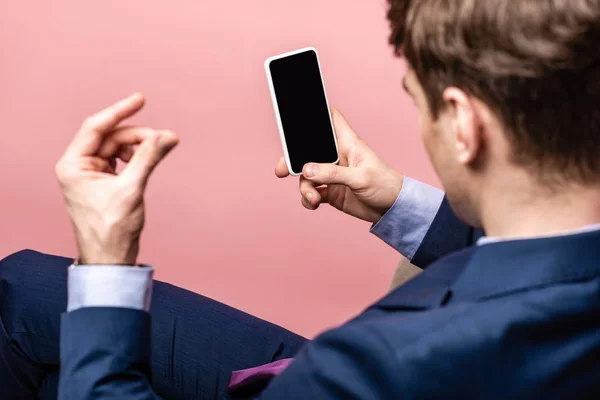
(122, 130, 179, 186)
(302, 163, 364, 189)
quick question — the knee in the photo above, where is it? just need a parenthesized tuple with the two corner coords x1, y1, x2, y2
(0, 249, 72, 284)
(0, 250, 27, 278)
(0, 250, 72, 397)
(0, 250, 38, 297)
(0, 249, 72, 336)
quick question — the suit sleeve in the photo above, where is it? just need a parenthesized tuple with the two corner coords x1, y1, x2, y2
(58, 308, 158, 400)
(370, 177, 446, 261)
(370, 178, 484, 269)
(411, 197, 484, 268)
(256, 324, 400, 399)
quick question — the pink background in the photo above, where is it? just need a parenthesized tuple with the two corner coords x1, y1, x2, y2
(0, 0, 438, 338)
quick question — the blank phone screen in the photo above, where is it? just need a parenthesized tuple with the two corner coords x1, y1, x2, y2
(269, 49, 338, 175)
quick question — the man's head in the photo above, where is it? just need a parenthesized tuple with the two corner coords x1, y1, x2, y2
(388, 0, 600, 227)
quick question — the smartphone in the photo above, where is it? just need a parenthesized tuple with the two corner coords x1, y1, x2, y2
(265, 47, 339, 176)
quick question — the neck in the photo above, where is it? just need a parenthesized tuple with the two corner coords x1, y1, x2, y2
(479, 170, 600, 240)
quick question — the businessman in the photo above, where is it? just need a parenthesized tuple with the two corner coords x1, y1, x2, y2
(0, 100, 458, 399)
(0, 103, 468, 400)
(2, 0, 600, 398)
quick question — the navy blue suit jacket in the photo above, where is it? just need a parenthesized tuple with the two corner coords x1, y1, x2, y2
(58, 199, 600, 399)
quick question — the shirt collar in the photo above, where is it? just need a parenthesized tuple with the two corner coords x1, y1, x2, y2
(477, 223, 600, 246)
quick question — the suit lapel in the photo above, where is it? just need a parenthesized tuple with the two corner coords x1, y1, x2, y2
(369, 248, 476, 311)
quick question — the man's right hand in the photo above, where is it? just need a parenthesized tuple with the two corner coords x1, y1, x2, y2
(275, 108, 404, 225)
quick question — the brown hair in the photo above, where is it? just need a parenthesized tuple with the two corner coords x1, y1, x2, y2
(388, 0, 600, 184)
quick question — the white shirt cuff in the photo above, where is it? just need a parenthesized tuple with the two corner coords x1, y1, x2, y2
(67, 265, 154, 312)
(370, 177, 445, 260)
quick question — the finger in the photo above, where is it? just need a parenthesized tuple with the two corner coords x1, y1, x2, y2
(301, 195, 319, 210)
(299, 176, 321, 207)
(117, 145, 134, 162)
(274, 157, 290, 178)
(316, 186, 329, 204)
(97, 126, 155, 158)
(302, 162, 364, 189)
(330, 107, 361, 145)
(121, 130, 179, 186)
(65, 93, 145, 158)
(80, 157, 118, 174)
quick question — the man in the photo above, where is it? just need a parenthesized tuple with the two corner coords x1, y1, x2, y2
(0, 102, 455, 399)
(2, 0, 600, 398)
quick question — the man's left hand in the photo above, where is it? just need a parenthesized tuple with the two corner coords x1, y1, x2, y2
(55, 93, 179, 265)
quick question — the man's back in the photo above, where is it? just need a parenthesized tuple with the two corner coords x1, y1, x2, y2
(263, 229, 600, 398)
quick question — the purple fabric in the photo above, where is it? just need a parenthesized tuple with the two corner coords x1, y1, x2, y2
(228, 358, 294, 391)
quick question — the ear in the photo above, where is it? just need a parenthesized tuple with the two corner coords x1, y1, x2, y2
(442, 87, 482, 165)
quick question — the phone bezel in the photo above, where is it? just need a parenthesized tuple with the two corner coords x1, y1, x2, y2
(264, 47, 339, 176)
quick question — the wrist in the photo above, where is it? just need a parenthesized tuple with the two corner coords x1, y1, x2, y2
(77, 237, 140, 265)
(74, 220, 141, 265)
(78, 252, 138, 266)
(373, 171, 404, 224)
